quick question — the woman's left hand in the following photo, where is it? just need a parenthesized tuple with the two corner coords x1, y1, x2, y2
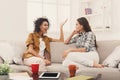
(62, 49, 71, 59)
(44, 59, 51, 65)
(62, 48, 76, 59)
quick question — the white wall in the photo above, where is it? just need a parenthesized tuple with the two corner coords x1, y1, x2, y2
(0, 0, 120, 41)
(70, 0, 80, 29)
(0, 0, 27, 41)
(68, 0, 120, 41)
(112, 0, 120, 32)
(95, 0, 120, 41)
(67, 0, 120, 41)
(46, 0, 81, 40)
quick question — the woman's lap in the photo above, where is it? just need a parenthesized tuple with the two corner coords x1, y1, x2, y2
(23, 57, 45, 66)
(23, 56, 47, 71)
(67, 51, 99, 63)
(62, 51, 99, 67)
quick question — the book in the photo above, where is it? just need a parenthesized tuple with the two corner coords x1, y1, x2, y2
(9, 72, 32, 80)
(67, 75, 94, 80)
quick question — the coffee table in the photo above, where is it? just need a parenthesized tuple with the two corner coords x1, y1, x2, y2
(8, 71, 101, 80)
(31, 72, 101, 80)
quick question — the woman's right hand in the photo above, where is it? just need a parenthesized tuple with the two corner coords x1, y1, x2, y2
(27, 47, 42, 58)
(64, 29, 78, 44)
(27, 48, 34, 53)
(72, 30, 79, 35)
(60, 19, 68, 27)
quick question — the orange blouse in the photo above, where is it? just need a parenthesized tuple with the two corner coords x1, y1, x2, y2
(23, 32, 52, 61)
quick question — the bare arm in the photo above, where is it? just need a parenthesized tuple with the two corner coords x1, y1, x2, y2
(64, 30, 79, 44)
(52, 19, 67, 42)
(64, 32, 74, 44)
(67, 48, 86, 52)
(62, 48, 86, 58)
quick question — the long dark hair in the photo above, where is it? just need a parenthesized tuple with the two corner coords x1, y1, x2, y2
(77, 17, 91, 32)
(77, 17, 97, 47)
(34, 17, 49, 33)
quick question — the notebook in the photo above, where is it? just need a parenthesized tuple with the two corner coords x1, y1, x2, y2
(67, 75, 94, 80)
(9, 72, 32, 80)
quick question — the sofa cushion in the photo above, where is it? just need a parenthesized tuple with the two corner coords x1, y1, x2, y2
(10, 64, 31, 73)
(11, 41, 26, 64)
(46, 63, 68, 73)
(50, 42, 75, 63)
(0, 41, 15, 63)
(102, 45, 120, 68)
(0, 41, 25, 64)
(12, 43, 25, 65)
(97, 40, 120, 63)
(50, 41, 120, 63)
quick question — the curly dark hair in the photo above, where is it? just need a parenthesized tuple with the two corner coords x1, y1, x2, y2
(34, 17, 49, 33)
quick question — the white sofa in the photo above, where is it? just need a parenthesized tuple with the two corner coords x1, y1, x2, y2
(0, 40, 120, 80)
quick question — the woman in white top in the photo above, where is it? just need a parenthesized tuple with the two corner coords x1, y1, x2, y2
(23, 17, 67, 71)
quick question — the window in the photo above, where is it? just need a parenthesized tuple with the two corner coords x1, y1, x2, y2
(27, 0, 71, 33)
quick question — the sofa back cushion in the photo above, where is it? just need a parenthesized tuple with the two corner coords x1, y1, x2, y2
(97, 40, 120, 63)
(50, 40, 120, 63)
(50, 42, 75, 63)
(0, 41, 26, 64)
(0, 41, 15, 63)
(11, 41, 26, 65)
(102, 45, 120, 67)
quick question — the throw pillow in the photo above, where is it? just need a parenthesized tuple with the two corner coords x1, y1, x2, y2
(0, 41, 15, 64)
(11, 43, 24, 65)
(103, 45, 120, 68)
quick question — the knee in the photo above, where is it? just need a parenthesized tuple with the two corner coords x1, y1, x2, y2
(67, 53, 75, 58)
(32, 58, 45, 65)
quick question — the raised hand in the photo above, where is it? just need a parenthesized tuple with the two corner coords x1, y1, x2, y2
(59, 19, 68, 42)
(60, 19, 68, 28)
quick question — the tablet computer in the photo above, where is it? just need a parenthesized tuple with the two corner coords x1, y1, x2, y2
(39, 72, 60, 79)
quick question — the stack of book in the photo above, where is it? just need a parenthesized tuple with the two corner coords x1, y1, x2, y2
(85, 8, 92, 15)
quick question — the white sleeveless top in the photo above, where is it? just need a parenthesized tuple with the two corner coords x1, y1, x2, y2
(39, 38, 46, 58)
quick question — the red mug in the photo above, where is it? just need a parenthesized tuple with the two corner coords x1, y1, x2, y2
(31, 64, 39, 74)
(68, 64, 77, 77)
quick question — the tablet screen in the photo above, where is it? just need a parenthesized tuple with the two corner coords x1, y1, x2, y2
(39, 72, 60, 78)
